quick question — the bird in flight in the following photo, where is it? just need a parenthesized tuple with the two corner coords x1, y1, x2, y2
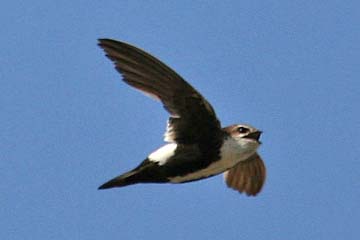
(98, 39, 266, 196)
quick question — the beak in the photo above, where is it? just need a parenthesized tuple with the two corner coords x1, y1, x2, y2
(245, 131, 262, 142)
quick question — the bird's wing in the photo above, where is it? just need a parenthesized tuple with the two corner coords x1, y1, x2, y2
(98, 39, 222, 144)
(223, 153, 266, 196)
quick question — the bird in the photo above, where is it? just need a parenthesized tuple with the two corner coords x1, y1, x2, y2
(97, 38, 266, 196)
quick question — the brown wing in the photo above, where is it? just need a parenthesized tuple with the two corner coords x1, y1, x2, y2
(98, 39, 221, 144)
(224, 153, 266, 196)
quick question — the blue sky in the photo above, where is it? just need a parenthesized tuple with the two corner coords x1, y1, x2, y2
(1, 1, 359, 239)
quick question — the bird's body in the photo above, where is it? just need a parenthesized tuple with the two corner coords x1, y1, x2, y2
(98, 39, 266, 196)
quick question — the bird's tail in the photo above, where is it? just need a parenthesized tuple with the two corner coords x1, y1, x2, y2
(98, 170, 140, 190)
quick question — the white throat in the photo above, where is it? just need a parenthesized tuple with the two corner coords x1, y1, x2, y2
(169, 137, 259, 183)
(220, 137, 259, 163)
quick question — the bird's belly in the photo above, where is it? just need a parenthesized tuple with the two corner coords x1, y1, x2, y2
(168, 156, 239, 183)
(168, 138, 257, 183)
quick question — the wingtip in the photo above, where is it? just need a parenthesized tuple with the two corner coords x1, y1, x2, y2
(98, 38, 110, 42)
(97, 38, 109, 47)
(98, 38, 117, 48)
(98, 38, 125, 46)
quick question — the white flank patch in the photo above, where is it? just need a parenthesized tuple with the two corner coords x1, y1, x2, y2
(170, 138, 258, 183)
(148, 143, 177, 165)
(163, 120, 175, 142)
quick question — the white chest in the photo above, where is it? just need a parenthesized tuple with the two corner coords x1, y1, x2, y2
(169, 138, 258, 183)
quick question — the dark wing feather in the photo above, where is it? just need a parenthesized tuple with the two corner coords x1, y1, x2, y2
(98, 39, 222, 144)
(224, 153, 266, 196)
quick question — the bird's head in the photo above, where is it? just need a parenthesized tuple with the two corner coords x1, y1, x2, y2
(224, 124, 262, 152)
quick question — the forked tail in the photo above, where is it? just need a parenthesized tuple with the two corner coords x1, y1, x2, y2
(98, 170, 139, 189)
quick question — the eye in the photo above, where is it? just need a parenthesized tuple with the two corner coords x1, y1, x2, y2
(237, 126, 249, 134)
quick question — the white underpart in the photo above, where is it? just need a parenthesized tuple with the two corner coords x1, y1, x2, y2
(148, 143, 177, 165)
(169, 137, 259, 183)
(163, 120, 175, 142)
